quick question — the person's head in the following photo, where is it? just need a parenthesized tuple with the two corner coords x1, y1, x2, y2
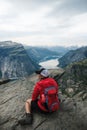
(35, 67, 49, 79)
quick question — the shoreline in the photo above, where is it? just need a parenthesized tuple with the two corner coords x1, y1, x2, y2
(39, 58, 59, 69)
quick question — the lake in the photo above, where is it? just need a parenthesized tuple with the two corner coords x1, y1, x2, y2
(39, 59, 59, 69)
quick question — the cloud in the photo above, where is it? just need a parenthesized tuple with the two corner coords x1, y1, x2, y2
(0, 0, 87, 46)
(48, 0, 87, 17)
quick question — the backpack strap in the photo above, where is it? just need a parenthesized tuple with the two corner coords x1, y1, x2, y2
(44, 86, 57, 95)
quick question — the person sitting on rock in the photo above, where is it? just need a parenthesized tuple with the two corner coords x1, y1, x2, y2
(18, 68, 60, 125)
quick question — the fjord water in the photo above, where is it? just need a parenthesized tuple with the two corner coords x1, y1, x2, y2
(39, 59, 59, 69)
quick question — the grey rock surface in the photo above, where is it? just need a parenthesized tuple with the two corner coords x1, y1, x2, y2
(0, 41, 39, 79)
(0, 69, 87, 130)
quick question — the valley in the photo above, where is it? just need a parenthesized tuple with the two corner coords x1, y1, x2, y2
(0, 41, 87, 130)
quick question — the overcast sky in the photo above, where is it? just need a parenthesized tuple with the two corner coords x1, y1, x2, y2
(0, 0, 87, 46)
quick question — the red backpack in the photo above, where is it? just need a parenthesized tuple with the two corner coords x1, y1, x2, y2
(41, 86, 59, 112)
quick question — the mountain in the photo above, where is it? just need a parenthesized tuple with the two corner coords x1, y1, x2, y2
(0, 43, 87, 130)
(24, 46, 62, 63)
(58, 59, 87, 100)
(0, 41, 39, 79)
(46, 46, 78, 55)
(58, 46, 87, 68)
(24, 45, 78, 64)
(0, 68, 87, 130)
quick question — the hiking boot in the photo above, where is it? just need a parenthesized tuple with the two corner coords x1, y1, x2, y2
(18, 113, 33, 125)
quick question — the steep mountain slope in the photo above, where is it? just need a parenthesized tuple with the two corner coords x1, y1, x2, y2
(24, 46, 60, 63)
(58, 46, 87, 68)
(0, 41, 39, 79)
(24, 45, 78, 63)
(0, 69, 87, 130)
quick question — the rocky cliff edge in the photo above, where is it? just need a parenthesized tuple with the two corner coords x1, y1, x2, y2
(0, 69, 87, 130)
